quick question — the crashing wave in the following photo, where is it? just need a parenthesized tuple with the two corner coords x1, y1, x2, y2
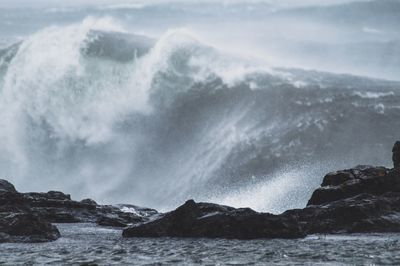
(0, 17, 399, 212)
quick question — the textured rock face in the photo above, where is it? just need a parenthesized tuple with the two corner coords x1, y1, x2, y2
(287, 192, 400, 234)
(393, 141, 400, 168)
(0, 212, 60, 243)
(0, 187, 155, 225)
(122, 190, 400, 239)
(307, 165, 396, 206)
(123, 200, 305, 239)
(0, 179, 17, 193)
(0, 179, 157, 242)
(3, 141, 400, 241)
(0, 181, 61, 243)
(123, 142, 400, 239)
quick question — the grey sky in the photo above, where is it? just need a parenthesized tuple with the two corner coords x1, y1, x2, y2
(0, 0, 368, 9)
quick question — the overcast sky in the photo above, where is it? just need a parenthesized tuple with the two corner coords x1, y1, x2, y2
(0, 0, 367, 9)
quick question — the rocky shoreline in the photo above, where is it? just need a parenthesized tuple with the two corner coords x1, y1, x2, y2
(0, 180, 157, 243)
(1, 142, 400, 242)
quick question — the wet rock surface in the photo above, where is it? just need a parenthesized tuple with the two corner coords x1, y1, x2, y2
(0, 212, 60, 243)
(2, 142, 400, 242)
(0, 180, 157, 243)
(393, 141, 400, 169)
(123, 142, 400, 239)
(307, 165, 397, 206)
(0, 179, 17, 193)
(123, 200, 305, 239)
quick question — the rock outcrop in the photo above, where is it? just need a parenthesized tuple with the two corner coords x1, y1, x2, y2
(123, 142, 400, 239)
(3, 141, 400, 242)
(1, 189, 153, 225)
(306, 165, 396, 206)
(393, 141, 400, 169)
(0, 180, 157, 243)
(0, 212, 60, 243)
(0, 179, 17, 193)
(122, 200, 305, 239)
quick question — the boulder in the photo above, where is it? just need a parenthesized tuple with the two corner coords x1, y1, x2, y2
(80, 198, 97, 205)
(307, 166, 395, 206)
(0, 212, 60, 243)
(123, 200, 305, 239)
(0, 179, 17, 193)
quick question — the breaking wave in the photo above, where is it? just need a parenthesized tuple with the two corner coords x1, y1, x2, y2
(1, 17, 400, 212)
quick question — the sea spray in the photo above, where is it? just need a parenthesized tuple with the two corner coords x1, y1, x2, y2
(0, 17, 399, 212)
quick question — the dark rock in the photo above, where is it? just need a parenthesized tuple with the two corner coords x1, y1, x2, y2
(0, 212, 60, 243)
(307, 166, 394, 206)
(123, 157, 400, 239)
(81, 198, 97, 205)
(0, 180, 158, 242)
(286, 192, 400, 234)
(94, 205, 144, 227)
(24, 191, 71, 202)
(0, 191, 27, 213)
(97, 216, 129, 227)
(393, 141, 400, 168)
(123, 200, 305, 239)
(17, 191, 152, 224)
(4, 143, 400, 241)
(0, 179, 17, 193)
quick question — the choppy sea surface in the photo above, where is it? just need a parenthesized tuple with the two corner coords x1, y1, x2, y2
(1, 223, 400, 265)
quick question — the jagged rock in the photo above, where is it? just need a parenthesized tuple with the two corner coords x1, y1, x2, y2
(0, 179, 17, 193)
(81, 198, 97, 205)
(97, 216, 130, 227)
(286, 192, 400, 234)
(393, 141, 400, 168)
(123, 142, 400, 239)
(0, 180, 158, 242)
(123, 200, 305, 239)
(307, 166, 395, 206)
(0, 212, 60, 243)
(4, 142, 400, 241)
(15, 191, 152, 225)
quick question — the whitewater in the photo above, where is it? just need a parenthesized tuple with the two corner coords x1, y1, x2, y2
(1, 4, 400, 213)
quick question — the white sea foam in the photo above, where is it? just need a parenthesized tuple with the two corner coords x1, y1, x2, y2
(0, 15, 398, 212)
(353, 91, 394, 99)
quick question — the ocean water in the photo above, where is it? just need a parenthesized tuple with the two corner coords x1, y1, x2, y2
(1, 1, 400, 213)
(1, 1, 400, 263)
(1, 223, 400, 265)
